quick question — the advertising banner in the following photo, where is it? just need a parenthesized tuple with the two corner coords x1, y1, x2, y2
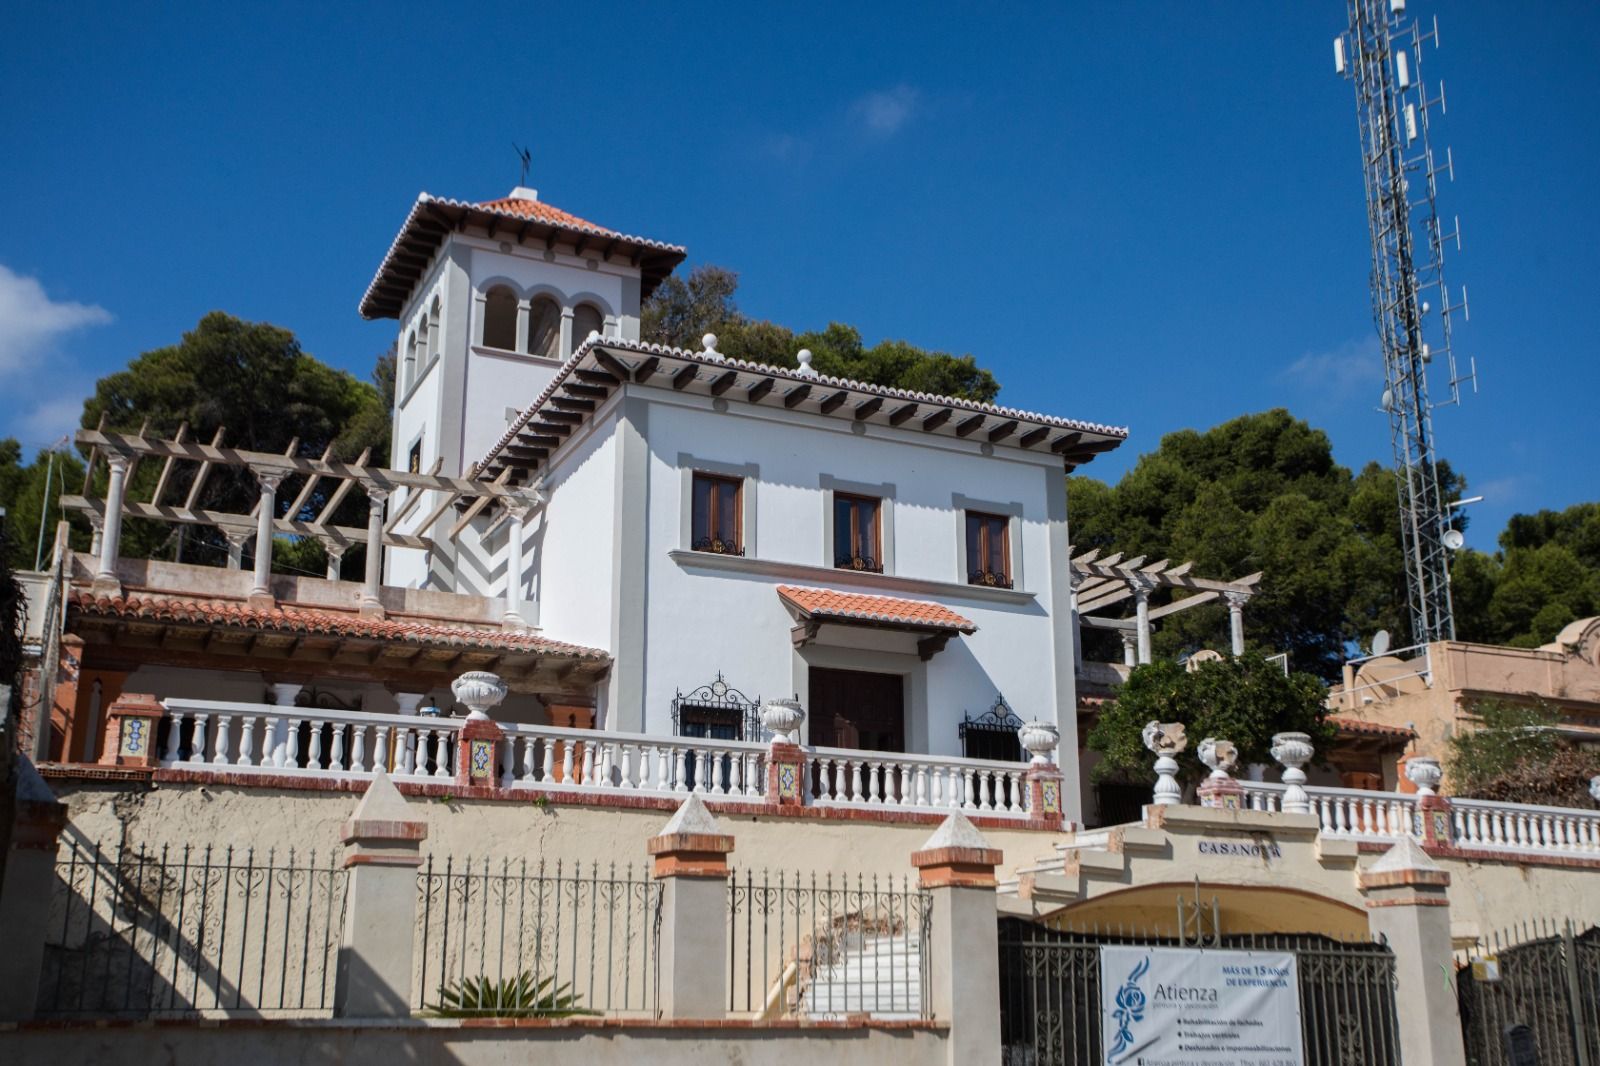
(1100, 946, 1304, 1066)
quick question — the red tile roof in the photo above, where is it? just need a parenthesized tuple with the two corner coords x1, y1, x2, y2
(1328, 715, 1415, 741)
(777, 585, 977, 633)
(475, 196, 623, 236)
(68, 591, 609, 659)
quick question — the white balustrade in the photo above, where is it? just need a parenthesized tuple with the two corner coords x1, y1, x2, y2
(498, 724, 770, 799)
(161, 698, 463, 781)
(806, 747, 1031, 819)
(1240, 781, 1600, 859)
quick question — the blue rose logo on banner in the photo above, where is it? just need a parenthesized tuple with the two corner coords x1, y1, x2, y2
(1107, 954, 1150, 1061)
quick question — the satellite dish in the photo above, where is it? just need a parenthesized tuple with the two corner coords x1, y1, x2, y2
(1380, 388, 1394, 412)
(1371, 629, 1392, 657)
(1443, 528, 1465, 551)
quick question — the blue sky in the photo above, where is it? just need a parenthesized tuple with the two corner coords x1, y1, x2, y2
(3, 1, 1597, 545)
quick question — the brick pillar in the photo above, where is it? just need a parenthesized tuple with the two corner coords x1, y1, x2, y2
(1359, 836, 1466, 1066)
(648, 794, 733, 1019)
(1025, 764, 1066, 829)
(455, 718, 504, 789)
(97, 693, 165, 769)
(912, 813, 1004, 1066)
(765, 741, 807, 806)
(334, 770, 427, 1018)
(0, 758, 70, 1021)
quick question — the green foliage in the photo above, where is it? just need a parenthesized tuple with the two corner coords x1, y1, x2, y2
(73, 312, 390, 572)
(1085, 653, 1333, 786)
(643, 264, 1000, 402)
(1446, 701, 1568, 797)
(427, 971, 594, 1018)
(1067, 410, 1469, 676)
(1450, 503, 1600, 648)
(0, 440, 91, 571)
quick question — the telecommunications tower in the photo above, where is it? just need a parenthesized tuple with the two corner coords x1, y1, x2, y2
(1334, 0, 1476, 644)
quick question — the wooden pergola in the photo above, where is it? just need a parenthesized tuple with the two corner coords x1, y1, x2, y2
(1070, 547, 1261, 664)
(65, 425, 533, 612)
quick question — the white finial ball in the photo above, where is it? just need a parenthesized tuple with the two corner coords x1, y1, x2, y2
(798, 348, 812, 367)
(587, 329, 601, 343)
(702, 333, 718, 353)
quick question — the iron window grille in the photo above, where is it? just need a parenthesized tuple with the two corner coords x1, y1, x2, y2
(671, 672, 764, 742)
(958, 696, 1025, 762)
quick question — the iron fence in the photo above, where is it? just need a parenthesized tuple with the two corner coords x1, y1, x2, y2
(1457, 919, 1600, 1066)
(726, 867, 930, 1019)
(39, 838, 347, 1017)
(998, 917, 1401, 1066)
(412, 856, 661, 1017)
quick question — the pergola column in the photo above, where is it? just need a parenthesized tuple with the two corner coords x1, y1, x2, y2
(1224, 590, 1250, 657)
(502, 500, 531, 627)
(1130, 576, 1155, 665)
(86, 511, 104, 557)
(361, 487, 389, 616)
(324, 540, 345, 581)
(1120, 630, 1137, 667)
(224, 528, 251, 571)
(93, 452, 132, 592)
(250, 470, 284, 602)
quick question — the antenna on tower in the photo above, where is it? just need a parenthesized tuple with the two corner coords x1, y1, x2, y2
(1333, 0, 1479, 645)
(513, 144, 532, 187)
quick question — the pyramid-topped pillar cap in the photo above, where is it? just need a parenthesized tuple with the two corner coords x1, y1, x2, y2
(1359, 834, 1450, 892)
(647, 794, 735, 878)
(342, 770, 428, 847)
(911, 812, 1004, 888)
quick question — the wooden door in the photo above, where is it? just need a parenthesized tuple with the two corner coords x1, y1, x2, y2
(808, 668, 905, 753)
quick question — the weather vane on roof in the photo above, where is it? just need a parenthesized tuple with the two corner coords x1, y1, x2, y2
(513, 144, 532, 187)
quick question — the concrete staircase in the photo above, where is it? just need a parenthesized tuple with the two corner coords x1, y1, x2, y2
(995, 822, 1170, 919)
(799, 933, 924, 1019)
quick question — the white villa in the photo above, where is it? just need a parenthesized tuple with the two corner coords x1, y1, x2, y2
(40, 184, 1272, 825)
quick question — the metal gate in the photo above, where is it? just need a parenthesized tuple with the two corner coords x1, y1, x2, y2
(1457, 920, 1600, 1066)
(998, 902, 1401, 1065)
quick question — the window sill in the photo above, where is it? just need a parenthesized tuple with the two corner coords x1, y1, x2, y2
(667, 549, 1036, 605)
(471, 345, 567, 365)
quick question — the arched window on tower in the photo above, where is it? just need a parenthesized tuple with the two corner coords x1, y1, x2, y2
(426, 294, 441, 361)
(527, 296, 561, 358)
(403, 330, 418, 393)
(571, 303, 604, 354)
(482, 286, 518, 350)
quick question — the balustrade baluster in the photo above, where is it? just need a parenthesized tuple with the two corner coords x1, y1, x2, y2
(373, 726, 390, 774)
(353, 726, 368, 772)
(672, 748, 687, 792)
(618, 744, 634, 790)
(914, 765, 928, 807)
(307, 720, 325, 770)
(163, 710, 185, 763)
(402, 726, 418, 776)
(846, 760, 861, 803)
(211, 714, 232, 765)
(522, 736, 537, 783)
(580, 742, 596, 787)
(282, 717, 300, 768)
(329, 723, 346, 770)
(188, 713, 209, 764)
(561, 740, 576, 786)
(236, 715, 256, 767)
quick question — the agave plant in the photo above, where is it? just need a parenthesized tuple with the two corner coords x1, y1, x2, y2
(428, 971, 596, 1018)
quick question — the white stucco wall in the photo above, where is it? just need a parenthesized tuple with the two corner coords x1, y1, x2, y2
(534, 405, 621, 658)
(633, 392, 1071, 756)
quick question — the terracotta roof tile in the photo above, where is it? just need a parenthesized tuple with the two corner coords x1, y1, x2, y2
(1328, 715, 1415, 741)
(475, 197, 622, 236)
(776, 585, 977, 634)
(68, 591, 608, 660)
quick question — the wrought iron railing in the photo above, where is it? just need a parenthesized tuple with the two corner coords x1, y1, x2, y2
(39, 839, 347, 1017)
(691, 536, 743, 556)
(1455, 918, 1600, 1066)
(413, 856, 661, 1017)
(834, 553, 884, 573)
(726, 868, 930, 1020)
(967, 568, 1013, 589)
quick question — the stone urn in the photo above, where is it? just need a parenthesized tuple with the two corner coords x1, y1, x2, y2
(1269, 732, 1315, 815)
(451, 671, 508, 722)
(761, 698, 806, 745)
(1198, 737, 1239, 781)
(1143, 721, 1188, 807)
(1405, 756, 1444, 797)
(1016, 720, 1060, 766)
